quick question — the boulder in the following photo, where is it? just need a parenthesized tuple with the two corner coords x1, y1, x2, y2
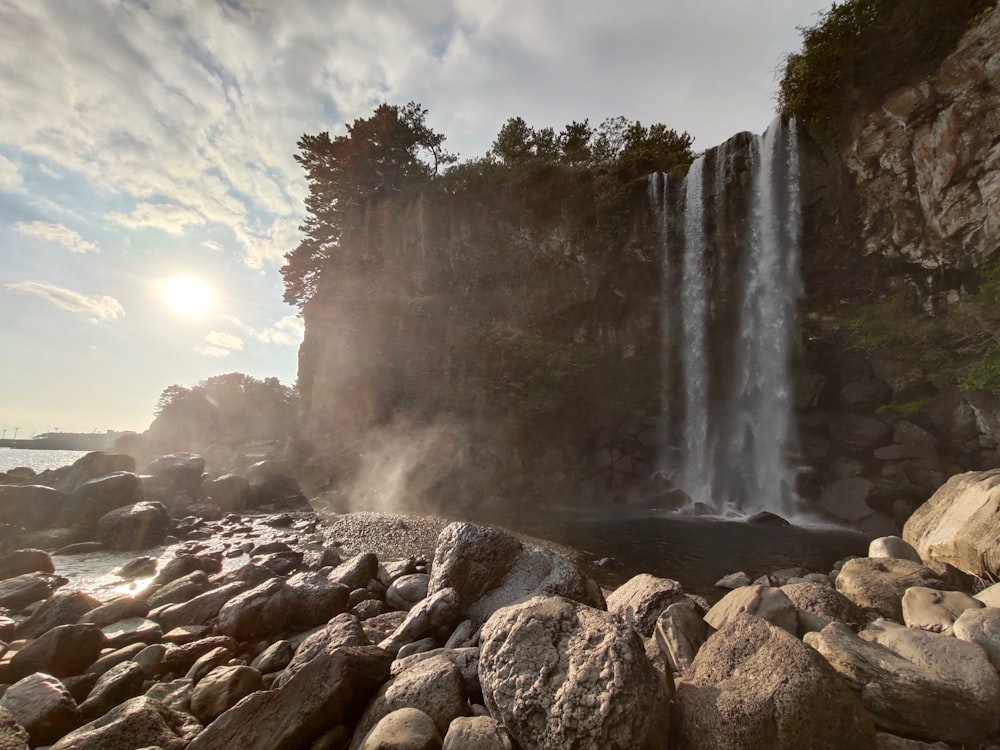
(185, 646, 234, 684)
(378, 587, 460, 657)
(329, 553, 380, 590)
(805, 619, 1000, 744)
(186, 646, 391, 750)
(0, 485, 67, 531)
(0, 706, 29, 749)
(653, 601, 710, 675)
(285, 571, 349, 629)
(428, 522, 602, 626)
(360, 707, 442, 750)
(205, 474, 251, 513)
(835, 557, 951, 621)
(100, 617, 162, 648)
(975, 581, 1000, 607)
(479, 595, 668, 750)
(349, 653, 468, 749)
(868, 536, 922, 562)
(673, 614, 876, 750)
(0, 548, 54, 579)
(276, 613, 368, 687)
(84, 642, 145, 679)
(49, 695, 201, 750)
(250, 640, 294, 674)
(828, 414, 892, 452)
(246, 460, 305, 507)
(605, 573, 687, 638)
(954, 607, 1000, 670)
(819, 478, 876, 524)
(901, 586, 983, 634)
(63, 472, 144, 531)
(144, 453, 206, 495)
(95, 501, 171, 550)
(50, 452, 136, 494)
(145, 570, 210, 609)
(79, 595, 150, 628)
(17, 591, 101, 639)
(190, 665, 264, 723)
(158, 636, 236, 677)
(151, 581, 248, 632)
(386, 574, 431, 611)
(704, 584, 798, 634)
(78, 660, 146, 720)
(9, 624, 105, 681)
(442, 716, 513, 750)
(0, 672, 82, 746)
(781, 581, 866, 633)
(0, 572, 52, 611)
(903, 469, 1000, 578)
(216, 578, 297, 640)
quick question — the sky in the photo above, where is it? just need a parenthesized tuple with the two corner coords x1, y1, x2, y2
(0, 0, 833, 437)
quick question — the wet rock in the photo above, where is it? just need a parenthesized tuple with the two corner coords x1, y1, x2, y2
(145, 570, 210, 609)
(0, 572, 53, 611)
(96, 501, 171, 551)
(84, 642, 145, 679)
(100, 616, 162, 648)
(360, 707, 442, 750)
(79, 595, 150, 628)
(151, 581, 248, 632)
(329, 553, 380, 591)
(162, 624, 212, 645)
(9, 623, 105, 681)
(78, 660, 146, 720)
(49, 695, 201, 750)
(285, 571, 350, 629)
(187, 645, 391, 750)
(835, 557, 952, 621)
(674, 614, 876, 750)
(51, 452, 136, 495)
(144, 453, 206, 496)
(0, 549, 54, 579)
(479, 595, 668, 750)
(17, 590, 101, 639)
(185, 646, 233, 684)
(806, 618, 1000, 744)
(118, 556, 157, 578)
(0, 672, 82, 746)
(143, 677, 193, 714)
(819, 478, 876, 524)
(159, 636, 236, 677)
(276, 614, 368, 687)
(190, 664, 263, 723)
(250, 640, 294, 674)
(745, 511, 790, 526)
(606, 573, 688, 638)
(150, 554, 204, 586)
(828, 414, 892, 453)
(205, 474, 251, 514)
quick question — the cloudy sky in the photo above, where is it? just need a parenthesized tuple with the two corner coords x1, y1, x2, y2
(0, 0, 831, 437)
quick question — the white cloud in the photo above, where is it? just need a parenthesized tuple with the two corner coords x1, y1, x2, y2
(195, 346, 233, 358)
(106, 202, 206, 235)
(201, 240, 222, 252)
(204, 330, 244, 351)
(254, 315, 304, 345)
(5, 281, 124, 322)
(14, 221, 97, 253)
(0, 154, 22, 191)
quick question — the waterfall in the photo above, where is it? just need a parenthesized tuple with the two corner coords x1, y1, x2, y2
(680, 155, 711, 502)
(649, 118, 802, 518)
(649, 173, 674, 477)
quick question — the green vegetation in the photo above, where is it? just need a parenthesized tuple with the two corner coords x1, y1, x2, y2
(847, 255, 1000, 393)
(282, 105, 695, 307)
(778, 0, 992, 149)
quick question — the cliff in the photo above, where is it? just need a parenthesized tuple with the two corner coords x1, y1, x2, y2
(297, 4, 1000, 526)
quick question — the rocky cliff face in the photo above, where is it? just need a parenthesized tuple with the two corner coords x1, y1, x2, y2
(297, 4, 1000, 524)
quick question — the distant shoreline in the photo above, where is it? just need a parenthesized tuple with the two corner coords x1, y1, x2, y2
(0, 431, 134, 452)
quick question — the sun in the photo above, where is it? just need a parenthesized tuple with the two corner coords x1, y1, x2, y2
(160, 275, 213, 317)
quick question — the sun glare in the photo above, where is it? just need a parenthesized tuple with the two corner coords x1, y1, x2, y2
(161, 275, 213, 317)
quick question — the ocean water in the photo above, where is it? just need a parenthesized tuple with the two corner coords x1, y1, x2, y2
(0, 447, 88, 473)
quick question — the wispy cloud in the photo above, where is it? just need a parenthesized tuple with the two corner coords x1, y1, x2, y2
(0, 154, 22, 191)
(106, 202, 206, 235)
(14, 221, 97, 253)
(5, 281, 123, 322)
(195, 346, 233, 358)
(225, 314, 304, 346)
(205, 330, 244, 351)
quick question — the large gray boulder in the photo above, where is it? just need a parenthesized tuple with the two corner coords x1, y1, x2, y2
(605, 573, 687, 638)
(428, 522, 602, 626)
(63, 472, 144, 531)
(442, 716, 513, 750)
(151, 581, 248, 632)
(0, 485, 68, 531)
(360, 707, 442, 750)
(780, 581, 866, 633)
(479, 595, 668, 750)
(186, 646, 391, 750)
(9, 624, 105, 681)
(903, 469, 1000, 578)
(805, 618, 1000, 745)
(189, 665, 263, 724)
(215, 578, 296, 640)
(0, 672, 82, 746)
(16, 591, 100, 640)
(901, 586, 983, 634)
(50, 452, 136, 494)
(0, 706, 29, 749)
(704, 584, 798, 634)
(49, 695, 201, 750)
(954, 607, 1000, 670)
(95, 501, 171, 550)
(835, 557, 952, 621)
(673, 614, 876, 750)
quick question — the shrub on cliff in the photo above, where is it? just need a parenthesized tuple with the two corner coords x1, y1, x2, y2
(778, 0, 992, 149)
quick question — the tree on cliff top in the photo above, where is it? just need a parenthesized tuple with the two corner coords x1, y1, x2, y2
(282, 102, 455, 307)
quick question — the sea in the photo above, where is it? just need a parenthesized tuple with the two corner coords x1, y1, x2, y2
(0, 447, 88, 473)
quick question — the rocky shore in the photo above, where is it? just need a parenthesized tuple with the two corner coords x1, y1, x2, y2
(0, 452, 998, 748)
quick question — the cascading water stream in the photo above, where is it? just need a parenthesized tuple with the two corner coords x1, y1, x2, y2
(649, 118, 802, 519)
(681, 155, 711, 502)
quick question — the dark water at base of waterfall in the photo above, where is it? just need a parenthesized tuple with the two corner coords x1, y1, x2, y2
(464, 505, 869, 600)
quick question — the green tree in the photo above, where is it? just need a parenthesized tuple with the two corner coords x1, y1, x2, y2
(558, 120, 593, 166)
(282, 102, 455, 306)
(489, 116, 537, 166)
